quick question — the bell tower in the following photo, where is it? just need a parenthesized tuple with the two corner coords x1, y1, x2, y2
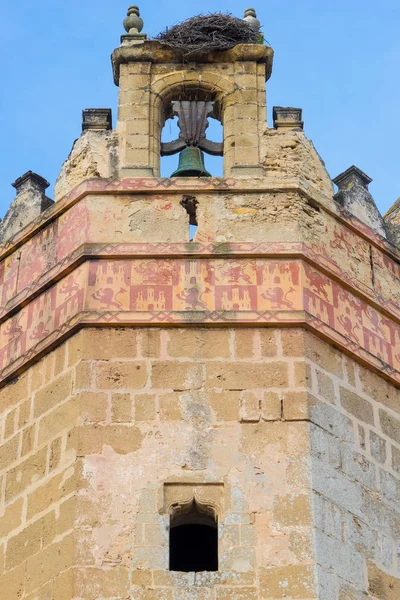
(0, 6, 399, 600)
(112, 10, 272, 178)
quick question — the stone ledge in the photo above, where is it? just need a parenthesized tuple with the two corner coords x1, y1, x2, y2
(111, 42, 274, 85)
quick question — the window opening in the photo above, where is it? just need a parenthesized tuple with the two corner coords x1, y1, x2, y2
(169, 500, 218, 572)
(180, 195, 198, 241)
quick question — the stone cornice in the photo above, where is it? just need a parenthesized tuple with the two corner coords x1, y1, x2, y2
(111, 42, 274, 85)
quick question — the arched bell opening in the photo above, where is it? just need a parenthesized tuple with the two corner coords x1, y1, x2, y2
(160, 89, 224, 179)
(169, 500, 218, 572)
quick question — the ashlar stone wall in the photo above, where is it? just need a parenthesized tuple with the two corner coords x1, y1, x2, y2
(0, 326, 398, 599)
(304, 332, 400, 599)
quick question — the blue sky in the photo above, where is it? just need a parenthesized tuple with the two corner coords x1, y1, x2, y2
(1, 0, 399, 218)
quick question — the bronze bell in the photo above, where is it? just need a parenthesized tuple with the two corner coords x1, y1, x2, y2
(171, 147, 211, 178)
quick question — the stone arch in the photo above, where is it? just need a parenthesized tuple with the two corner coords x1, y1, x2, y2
(151, 69, 235, 104)
(150, 70, 235, 176)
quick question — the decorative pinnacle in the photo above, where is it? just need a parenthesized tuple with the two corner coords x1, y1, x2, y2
(12, 171, 50, 195)
(123, 5, 144, 34)
(333, 166, 373, 191)
(244, 8, 261, 32)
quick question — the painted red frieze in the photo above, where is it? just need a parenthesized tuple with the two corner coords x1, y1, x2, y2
(0, 257, 399, 386)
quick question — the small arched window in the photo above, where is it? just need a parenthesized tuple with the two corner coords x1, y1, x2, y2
(169, 500, 218, 572)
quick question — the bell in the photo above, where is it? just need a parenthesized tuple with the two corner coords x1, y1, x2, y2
(171, 147, 211, 178)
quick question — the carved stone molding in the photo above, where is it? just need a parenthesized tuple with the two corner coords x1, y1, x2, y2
(162, 483, 225, 521)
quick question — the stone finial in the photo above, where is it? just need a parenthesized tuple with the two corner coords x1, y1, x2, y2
(123, 5, 144, 34)
(333, 166, 387, 239)
(244, 8, 261, 32)
(333, 166, 372, 191)
(82, 109, 112, 132)
(273, 107, 304, 130)
(121, 5, 147, 45)
(12, 171, 50, 196)
(0, 171, 53, 242)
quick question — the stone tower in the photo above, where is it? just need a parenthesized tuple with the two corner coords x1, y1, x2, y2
(0, 7, 399, 600)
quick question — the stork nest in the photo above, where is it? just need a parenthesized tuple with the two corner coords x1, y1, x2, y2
(156, 13, 261, 57)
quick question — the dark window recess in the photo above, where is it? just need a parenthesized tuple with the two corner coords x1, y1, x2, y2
(169, 501, 218, 572)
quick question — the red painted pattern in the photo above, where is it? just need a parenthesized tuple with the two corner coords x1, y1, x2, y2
(0, 258, 399, 386)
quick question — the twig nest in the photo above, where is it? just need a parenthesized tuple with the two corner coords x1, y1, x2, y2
(156, 13, 261, 57)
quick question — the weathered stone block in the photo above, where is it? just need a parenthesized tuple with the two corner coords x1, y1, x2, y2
(315, 529, 365, 588)
(370, 431, 387, 464)
(139, 329, 161, 358)
(208, 389, 240, 421)
(259, 565, 316, 598)
(69, 424, 143, 456)
(26, 463, 81, 520)
(68, 329, 138, 365)
(316, 369, 336, 404)
(282, 390, 308, 420)
(240, 391, 261, 422)
(1, 563, 25, 600)
(273, 493, 312, 526)
(340, 445, 377, 491)
(135, 393, 156, 421)
(309, 395, 354, 442)
(0, 375, 29, 413)
(5, 447, 48, 501)
(152, 362, 203, 390)
(234, 329, 256, 359)
(95, 361, 148, 390)
(340, 388, 374, 425)
(206, 361, 288, 389)
(261, 391, 281, 421)
(379, 409, 400, 444)
(34, 372, 73, 418)
(313, 493, 343, 540)
(6, 518, 44, 570)
(368, 561, 400, 598)
(0, 435, 19, 472)
(310, 424, 341, 469)
(379, 469, 400, 506)
(167, 329, 231, 359)
(74, 361, 93, 390)
(392, 445, 400, 474)
(111, 392, 132, 422)
(0, 497, 23, 539)
(159, 392, 184, 421)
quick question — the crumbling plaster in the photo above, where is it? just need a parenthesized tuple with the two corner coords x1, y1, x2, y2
(54, 130, 119, 202)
